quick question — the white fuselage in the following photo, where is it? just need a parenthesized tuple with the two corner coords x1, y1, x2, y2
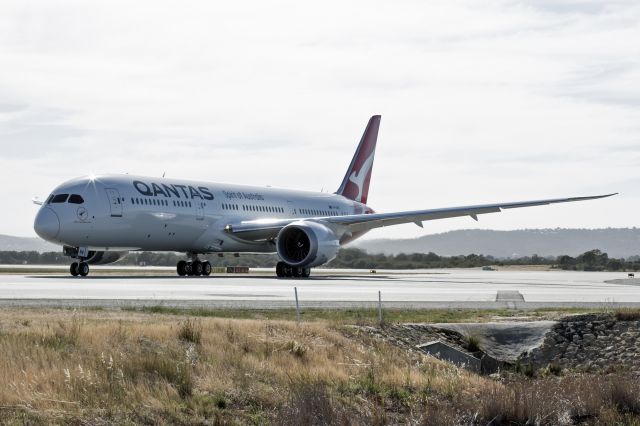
(34, 174, 371, 254)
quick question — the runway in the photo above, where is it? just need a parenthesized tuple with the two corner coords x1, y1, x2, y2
(0, 267, 639, 309)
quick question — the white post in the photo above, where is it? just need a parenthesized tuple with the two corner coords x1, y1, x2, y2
(378, 290, 383, 326)
(294, 287, 300, 322)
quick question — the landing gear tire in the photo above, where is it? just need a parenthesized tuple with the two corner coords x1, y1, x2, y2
(177, 260, 187, 276)
(276, 262, 309, 279)
(70, 262, 79, 277)
(192, 260, 203, 276)
(185, 262, 194, 276)
(202, 261, 212, 276)
(78, 262, 89, 277)
(283, 264, 293, 278)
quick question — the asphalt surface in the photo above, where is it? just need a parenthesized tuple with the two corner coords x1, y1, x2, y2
(0, 267, 638, 309)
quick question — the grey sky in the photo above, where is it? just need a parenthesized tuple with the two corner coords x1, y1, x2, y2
(0, 0, 638, 239)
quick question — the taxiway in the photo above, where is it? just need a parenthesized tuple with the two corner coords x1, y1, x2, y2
(0, 267, 638, 309)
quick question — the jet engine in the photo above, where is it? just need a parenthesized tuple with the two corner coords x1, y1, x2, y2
(276, 221, 340, 268)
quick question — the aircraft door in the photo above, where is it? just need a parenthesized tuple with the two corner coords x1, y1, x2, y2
(287, 201, 296, 216)
(196, 201, 204, 220)
(105, 188, 123, 217)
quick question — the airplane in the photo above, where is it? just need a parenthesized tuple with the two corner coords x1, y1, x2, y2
(33, 115, 616, 278)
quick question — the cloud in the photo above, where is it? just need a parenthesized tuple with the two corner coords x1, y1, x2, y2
(0, 0, 637, 239)
(0, 105, 83, 158)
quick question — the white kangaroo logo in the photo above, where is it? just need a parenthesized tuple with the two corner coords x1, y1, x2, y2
(348, 151, 375, 202)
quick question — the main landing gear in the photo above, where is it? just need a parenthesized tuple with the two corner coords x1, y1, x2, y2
(70, 261, 90, 277)
(176, 259, 212, 277)
(276, 261, 310, 279)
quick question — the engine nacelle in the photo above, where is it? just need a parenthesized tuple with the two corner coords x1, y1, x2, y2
(276, 221, 340, 268)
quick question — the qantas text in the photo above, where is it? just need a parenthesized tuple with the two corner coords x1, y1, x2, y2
(133, 181, 214, 200)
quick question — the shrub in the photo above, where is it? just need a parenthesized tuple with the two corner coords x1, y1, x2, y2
(41, 316, 82, 352)
(539, 362, 562, 377)
(178, 319, 202, 344)
(122, 354, 193, 398)
(463, 333, 481, 352)
(615, 309, 640, 321)
(284, 340, 307, 358)
(277, 381, 339, 426)
(610, 377, 640, 415)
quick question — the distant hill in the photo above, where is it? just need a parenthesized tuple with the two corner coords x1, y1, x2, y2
(0, 234, 59, 253)
(353, 228, 640, 259)
(2, 228, 639, 259)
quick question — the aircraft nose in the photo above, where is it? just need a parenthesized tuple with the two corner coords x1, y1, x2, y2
(34, 207, 60, 241)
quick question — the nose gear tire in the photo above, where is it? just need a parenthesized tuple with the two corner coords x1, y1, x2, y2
(70, 262, 79, 276)
(78, 262, 89, 277)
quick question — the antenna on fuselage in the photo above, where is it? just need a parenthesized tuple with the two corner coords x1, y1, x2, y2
(162, 171, 166, 178)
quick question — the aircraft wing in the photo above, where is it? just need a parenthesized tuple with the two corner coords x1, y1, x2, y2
(224, 193, 617, 242)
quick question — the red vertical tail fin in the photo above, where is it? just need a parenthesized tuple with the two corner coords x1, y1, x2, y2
(335, 115, 380, 204)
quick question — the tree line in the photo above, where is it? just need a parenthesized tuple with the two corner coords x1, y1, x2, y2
(0, 248, 638, 271)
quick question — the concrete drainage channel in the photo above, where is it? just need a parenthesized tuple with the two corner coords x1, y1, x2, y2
(411, 290, 541, 375)
(415, 321, 556, 374)
(417, 340, 504, 374)
(365, 313, 640, 377)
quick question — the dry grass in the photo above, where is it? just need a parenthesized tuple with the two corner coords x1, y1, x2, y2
(0, 308, 487, 424)
(615, 308, 640, 321)
(0, 308, 639, 425)
(473, 375, 640, 425)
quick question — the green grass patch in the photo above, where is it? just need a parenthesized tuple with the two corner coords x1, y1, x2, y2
(120, 305, 598, 324)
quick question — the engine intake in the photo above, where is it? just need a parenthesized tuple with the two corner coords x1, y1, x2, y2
(276, 221, 339, 268)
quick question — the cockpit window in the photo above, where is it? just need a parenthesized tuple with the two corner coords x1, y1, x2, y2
(46, 194, 54, 204)
(51, 194, 69, 203)
(68, 194, 84, 204)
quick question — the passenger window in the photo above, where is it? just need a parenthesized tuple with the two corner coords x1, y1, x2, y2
(51, 194, 69, 203)
(68, 194, 84, 204)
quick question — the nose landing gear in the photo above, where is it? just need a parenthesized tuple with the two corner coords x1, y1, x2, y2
(70, 261, 90, 277)
(276, 261, 310, 279)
